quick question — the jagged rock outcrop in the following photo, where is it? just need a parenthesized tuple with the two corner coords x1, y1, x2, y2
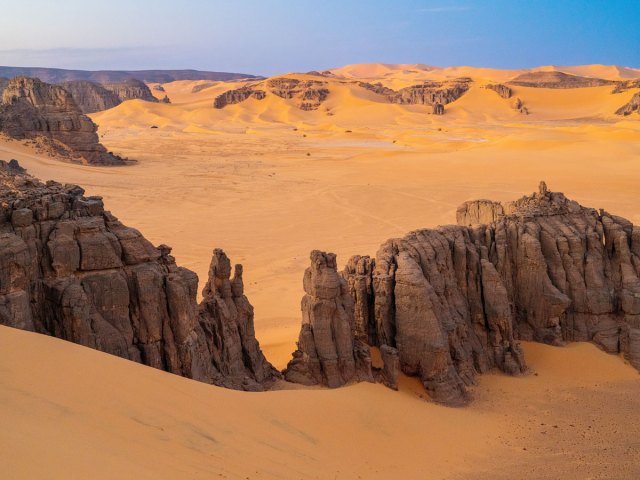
(267, 78, 330, 110)
(0, 162, 278, 390)
(288, 182, 640, 405)
(160, 95, 171, 104)
(508, 71, 614, 88)
(611, 80, 640, 94)
(103, 79, 158, 103)
(59, 80, 122, 113)
(486, 83, 513, 99)
(213, 86, 266, 108)
(433, 103, 444, 115)
(0, 77, 126, 165)
(283, 251, 374, 387)
(615, 92, 640, 116)
(456, 199, 504, 225)
(388, 79, 471, 106)
(153, 84, 165, 92)
(356, 81, 396, 97)
(514, 97, 529, 114)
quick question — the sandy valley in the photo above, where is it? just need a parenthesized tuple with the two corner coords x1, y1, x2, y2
(1, 63, 639, 478)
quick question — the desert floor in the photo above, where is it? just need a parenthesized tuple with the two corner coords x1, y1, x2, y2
(1, 65, 639, 478)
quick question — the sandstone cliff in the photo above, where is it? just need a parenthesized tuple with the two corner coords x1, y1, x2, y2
(0, 77, 126, 165)
(387, 79, 471, 106)
(103, 78, 158, 103)
(0, 162, 278, 390)
(59, 80, 121, 114)
(286, 182, 640, 405)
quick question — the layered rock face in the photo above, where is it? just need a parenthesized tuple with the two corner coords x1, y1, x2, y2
(0, 163, 278, 391)
(103, 79, 158, 103)
(388, 79, 471, 106)
(213, 86, 266, 108)
(283, 251, 374, 387)
(287, 183, 640, 405)
(59, 80, 121, 113)
(615, 92, 640, 116)
(0, 77, 126, 165)
(486, 83, 513, 99)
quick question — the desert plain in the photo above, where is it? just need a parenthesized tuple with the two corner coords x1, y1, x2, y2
(1, 63, 639, 479)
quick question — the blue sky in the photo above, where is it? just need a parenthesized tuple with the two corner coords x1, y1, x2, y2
(0, 0, 638, 75)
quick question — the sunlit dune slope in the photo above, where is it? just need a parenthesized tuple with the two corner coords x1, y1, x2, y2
(2, 325, 638, 480)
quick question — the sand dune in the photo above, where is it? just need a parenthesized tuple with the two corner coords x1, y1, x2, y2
(2, 325, 638, 479)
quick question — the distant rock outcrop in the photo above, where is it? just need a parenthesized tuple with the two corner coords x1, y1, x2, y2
(0, 77, 126, 165)
(192, 82, 216, 93)
(59, 80, 122, 114)
(0, 163, 279, 391)
(432, 103, 444, 115)
(267, 78, 330, 110)
(508, 71, 614, 88)
(486, 83, 513, 99)
(213, 86, 266, 108)
(388, 79, 471, 106)
(153, 84, 165, 92)
(103, 79, 158, 103)
(615, 92, 640, 116)
(356, 81, 396, 97)
(287, 182, 640, 405)
(160, 95, 171, 104)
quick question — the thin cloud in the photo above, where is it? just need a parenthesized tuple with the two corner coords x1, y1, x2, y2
(417, 6, 472, 13)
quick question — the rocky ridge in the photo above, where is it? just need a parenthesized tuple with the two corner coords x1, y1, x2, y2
(59, 80, 122, 114)
(508, 71, 614, 88)
(0, 77, 126, 165)
(615, 92, 640, 116)
(486, 83, 513, 99)
(285, 182, 640, 405)
(0, 162, 278, 390)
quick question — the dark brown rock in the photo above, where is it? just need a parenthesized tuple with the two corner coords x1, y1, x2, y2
(283, 251, 373, 387)
(388, 78, 471, 106)
(103, 79, 158, 103)
(433, 103, 444, 115)
(615, 92, 640, 116)
(0, 77, 127, 165)
(486, 83, 513, 99)
(213, 86, 266, 108)
(0, 164, 278, 391)
(59, 80, 121, 113)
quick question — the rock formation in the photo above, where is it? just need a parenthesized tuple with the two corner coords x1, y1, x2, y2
(508, 71, 614, 88)
(283, 251, 374, 387)
(388, 79, 471, 106)
(103, 79, 159, 103)
(192, 82, 216, 93)
(213, 86, 266, 108)
(356, 81, 396, 97)
(432, 103, 444, 115)
(486, 83, 513, 99)
(59, 80, 121, 113)
(611, 80, 640, 94)
(0, 77, 126, 165)
(287, 182, 640, 405)
(160, 95, 171, 104)
(0, 77, 8, 96)
(267, 78, 330, 110)
(615, 92, 640, 116)
(514, 97, 529, 114)
(0, 162, 278, 391)
(153, 84, 165, 92)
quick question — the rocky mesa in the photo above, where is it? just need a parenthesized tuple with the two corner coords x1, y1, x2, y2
(0, 77, 127, 165)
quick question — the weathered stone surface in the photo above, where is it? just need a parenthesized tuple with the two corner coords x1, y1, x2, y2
(284, 251, 373, 387)
(0, 77, 126, 165)
(103, 79, 158, 103)
(377, 344, 400, 390)
(288, 181, 640, 406)
(388, 78, 471, 106)
(486, 83, 513, 99)
(615, 92, 640, 116)
(59, 80, 121, 113)
(432, 103, 444, 115)
(0, 162, 278, 391)
(213, 86, 266, 108)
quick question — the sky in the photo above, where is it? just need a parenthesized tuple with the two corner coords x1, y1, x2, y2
(0, 0, 638, 76)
